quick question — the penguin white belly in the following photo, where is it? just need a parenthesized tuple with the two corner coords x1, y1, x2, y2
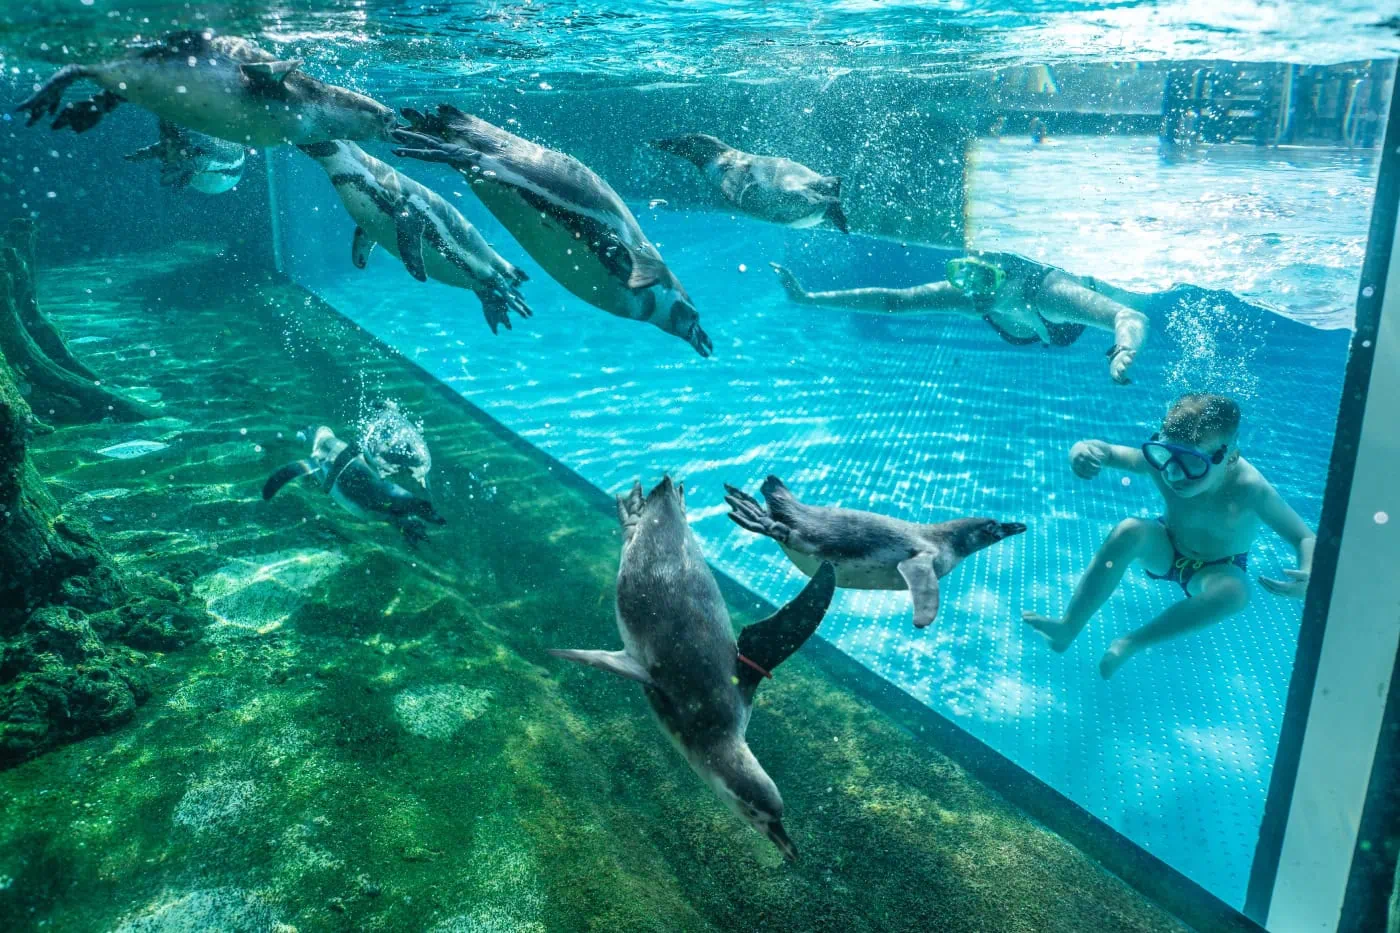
(335, 186, 480, 291)
(472, 181, 636, 317)
(779, 544, 906, 590)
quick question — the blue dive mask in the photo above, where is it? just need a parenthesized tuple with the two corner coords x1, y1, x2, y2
(1141, 433, 1227, 481)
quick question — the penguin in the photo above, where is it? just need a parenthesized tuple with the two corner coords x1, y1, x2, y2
(299, 140, 531, 334)
(724, 476, 1026, 628)
(14, 30, 397, 147)
(124, 120, 247, 194)
(391, 106, 712, 357)
(262, 426, 444, 544)
(550, 477, 836, 861)
(650, 134, 849, 233)
(360, 400, 431, 489)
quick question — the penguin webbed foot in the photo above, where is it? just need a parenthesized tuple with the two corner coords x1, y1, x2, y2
(394, 514, 431, 546)
(390, 130, 476, 169)
(723, 483, 790, 543)
(478, 282, 533, 335)
(51, 90, 123, 134)
(14, 64, 87, 127)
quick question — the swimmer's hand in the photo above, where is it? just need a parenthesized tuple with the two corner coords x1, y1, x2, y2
(1069, 440, 1108, 479)
(1259, 568, 1310, 599)
(1109, 347, 1136, 385)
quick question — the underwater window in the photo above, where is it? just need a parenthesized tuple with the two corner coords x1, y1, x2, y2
(1, 6, 1398, 933)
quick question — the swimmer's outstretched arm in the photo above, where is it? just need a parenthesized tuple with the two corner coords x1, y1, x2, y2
(1068, 439, 1149, 479)
(1037, 274, 1149, 384)
(1252, 478, 1316, 599)
(770, 263, 974, 315)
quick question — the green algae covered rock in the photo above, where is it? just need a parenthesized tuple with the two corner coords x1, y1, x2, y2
(0, 291, 205, 768)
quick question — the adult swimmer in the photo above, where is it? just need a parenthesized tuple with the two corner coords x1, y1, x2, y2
(770, 251, 1149, 385)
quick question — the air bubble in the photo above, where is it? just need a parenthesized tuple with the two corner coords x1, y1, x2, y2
(1362, 285, 1375, 298)
(1377, 511, 1390, 525)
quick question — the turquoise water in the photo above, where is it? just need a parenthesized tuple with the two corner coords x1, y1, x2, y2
(0, 0, 1392, 926)
(280, 138, 1356, 904)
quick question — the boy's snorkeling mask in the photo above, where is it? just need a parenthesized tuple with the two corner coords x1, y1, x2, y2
(946, 257, 1006, 300)
(1141, 433, 1228, 482)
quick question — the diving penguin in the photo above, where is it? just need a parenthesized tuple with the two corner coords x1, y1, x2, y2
(360, 400, 432, 489)
(299, 140, 531, 334)
(15, 30, 397, 147)
(724, 476, 1025, 628)
(551, 477, 836, 861)
(262, 426, 445, 544)
(124, 120, 247, 194)
(391, 106, 712, 357)
(650, 134, 849, 233)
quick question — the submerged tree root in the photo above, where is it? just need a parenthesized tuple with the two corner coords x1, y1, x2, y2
(0, 219, 154, 426)
(0, 225, 202, 767)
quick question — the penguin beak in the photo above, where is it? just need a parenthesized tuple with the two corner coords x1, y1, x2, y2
(763, 819, 799, 863)
(997, 522, 1028, 539)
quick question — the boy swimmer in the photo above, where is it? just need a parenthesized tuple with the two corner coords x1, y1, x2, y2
(1022, 394, 1315, 678)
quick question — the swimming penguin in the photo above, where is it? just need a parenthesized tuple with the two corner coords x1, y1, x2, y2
(649, 134, 849, 233)
(724, 476, 1025, 628)
(551, 477, 836, 861)
(262, 426, 445, 543)
(360, 400, 432, 489)
(391, 106, 711, 357)
(124, 120, 247, 194)
(299, 140, 531, 334)
(15, 31, 397, 147)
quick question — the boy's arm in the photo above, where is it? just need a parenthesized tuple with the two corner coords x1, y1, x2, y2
(1069, 439, 1150, 479)
(1254, 477, 1316, 599)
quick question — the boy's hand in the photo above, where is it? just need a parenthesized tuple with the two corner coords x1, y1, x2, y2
(1260, 568, 1310, 599)
(1109, 348, 1136, 385)
(1069, 441, 1106, 479)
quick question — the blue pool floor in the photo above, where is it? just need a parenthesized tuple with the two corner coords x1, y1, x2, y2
(279, 152, 1349, 905)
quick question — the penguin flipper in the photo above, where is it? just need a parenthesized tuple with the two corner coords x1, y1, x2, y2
(240, 60, 303, 94)
(124, 141, 164, 163)
(262, 460, 316, 500)
(897, 553, 942, 628)
(736, 562, 836, 695)
(548, 649, 653, 686)
(824, 200, 851, 234)
(395, 206, 429, 282)
(352, 226, 375, 269)
(718, 170, 752, 206)
(625, 249, 669, 291)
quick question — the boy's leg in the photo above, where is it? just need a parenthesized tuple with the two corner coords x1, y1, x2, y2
(1023, 517, 1173, 652)
(1099, 565, 1249, 679)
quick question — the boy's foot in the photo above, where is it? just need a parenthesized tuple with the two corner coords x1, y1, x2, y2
(1021, 612, 1075, 652)
(1099, 639, 1134, 679)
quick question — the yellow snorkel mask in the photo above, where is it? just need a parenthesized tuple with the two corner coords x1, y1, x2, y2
(946, 257, 1006, 300)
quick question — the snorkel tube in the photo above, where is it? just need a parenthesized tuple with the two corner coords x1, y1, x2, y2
(946, 256, 1006, 300)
